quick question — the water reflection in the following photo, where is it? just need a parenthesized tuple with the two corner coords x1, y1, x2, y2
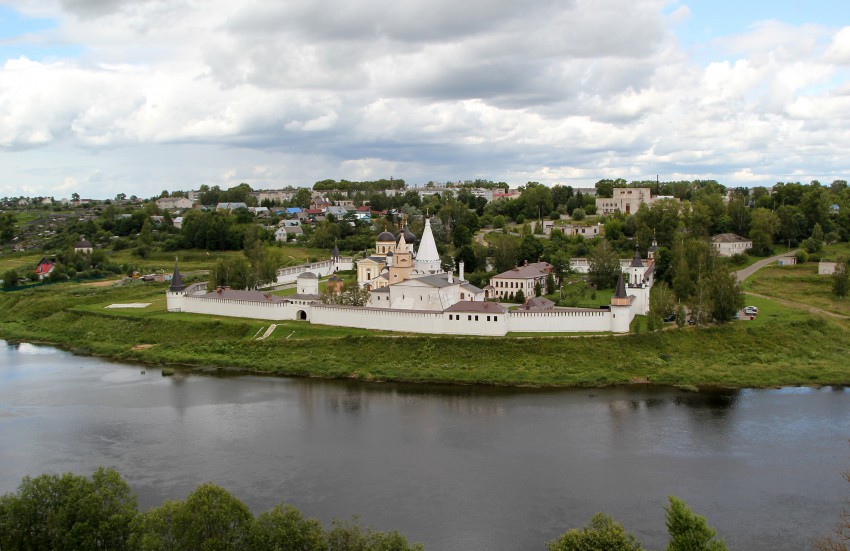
(0, 342, 848, 551)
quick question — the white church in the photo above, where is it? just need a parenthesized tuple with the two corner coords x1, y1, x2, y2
(165, 219, 654, 335)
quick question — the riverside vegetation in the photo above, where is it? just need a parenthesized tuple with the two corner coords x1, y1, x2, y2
(1, 274, 849, 388)
(0, 468, 729, 551)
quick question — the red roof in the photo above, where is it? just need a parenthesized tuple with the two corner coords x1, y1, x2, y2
(305, 208, 323, 215)
(35, 258, 55, 275)
(356, 205, 370, 212)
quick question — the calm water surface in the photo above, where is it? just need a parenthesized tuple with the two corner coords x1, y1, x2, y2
(1, 340, 848, 550)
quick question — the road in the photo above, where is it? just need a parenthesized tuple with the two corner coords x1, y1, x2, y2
(734, 250, 797, 283)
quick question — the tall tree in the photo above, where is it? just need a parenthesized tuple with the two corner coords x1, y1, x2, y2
(749, 208, 780, 255)
(709, 269, 744, 323)
(588, 240, 621, 289)
(833, 259, 848, 299)
(0, 467, 137, 550)
(665, 496, 728, 551)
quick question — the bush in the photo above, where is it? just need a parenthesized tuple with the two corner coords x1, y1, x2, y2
(795, 250, 808, 264)
(572, 208, 586, 221)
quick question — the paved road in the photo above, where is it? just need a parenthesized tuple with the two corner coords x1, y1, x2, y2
(734, 250, 798, 283)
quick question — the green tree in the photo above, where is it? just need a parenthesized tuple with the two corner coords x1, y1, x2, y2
(251, 504, 327, 551)
(0, 212, 16, 242)
(0, 467, 137, 550)
(2, 269, 19, 288)
(649, 282, 675, 330)
(515, 288, 526, 304)
(571, 208, 585, 221)
(131, 482, 254, 551)
(211, 256, 253, 289)
(547, 513, 644, 551)
(546, 273, 556, 295)
(492, 234, 520, 273)
(749, 208, 779, 255)
(709, 269, 743, 323)
(588, 240, 621, 289)
(518, 235, 544, 265)
(833, 259, 849, 299)
(665, 496, 727, 551)
(325, 517, 424, 551)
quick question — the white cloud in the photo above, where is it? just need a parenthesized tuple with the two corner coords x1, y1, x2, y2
(0, 0, 849, 198)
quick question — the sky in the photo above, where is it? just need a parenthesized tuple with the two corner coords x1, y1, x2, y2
(1, 0, 849, 199)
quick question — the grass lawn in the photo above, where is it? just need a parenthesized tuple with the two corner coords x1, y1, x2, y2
(743, 263, 850, 317)
(0, 252, 45, 273)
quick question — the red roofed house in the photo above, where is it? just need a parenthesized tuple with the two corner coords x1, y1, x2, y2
(35, 257, 55, 280)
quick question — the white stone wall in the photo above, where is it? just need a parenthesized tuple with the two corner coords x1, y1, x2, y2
(312, 305, 506, 336)
(507, 309, 613, 333)
(181, 295, 303, 321)
(277, 258, 354, 284)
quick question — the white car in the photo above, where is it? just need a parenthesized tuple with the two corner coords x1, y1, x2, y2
(744, 306, 758, 315)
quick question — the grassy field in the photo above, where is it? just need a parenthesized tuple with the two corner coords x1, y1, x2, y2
(2, 273, 850, 388)
(743, 263, 850, 318)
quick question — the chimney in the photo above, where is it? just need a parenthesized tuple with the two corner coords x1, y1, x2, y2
(459, 261, 465, 281)
(524, 259, 529, 267)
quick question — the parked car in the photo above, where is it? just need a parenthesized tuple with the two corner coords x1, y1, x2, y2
(744, 306, 758, 315)
(663, 313, 677, 322)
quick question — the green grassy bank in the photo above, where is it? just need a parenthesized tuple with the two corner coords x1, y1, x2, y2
(1, 280, 849, 388)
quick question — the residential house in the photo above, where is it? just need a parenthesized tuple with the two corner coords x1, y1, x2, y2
(489, 261, 555, 300)
(73, 237, 94, 254)
(711, 233, 752, 257)
(156, 197, 193, 210)
(35, 257, 55, 280)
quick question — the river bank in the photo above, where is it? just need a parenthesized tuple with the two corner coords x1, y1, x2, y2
(1, 280, 849, 388)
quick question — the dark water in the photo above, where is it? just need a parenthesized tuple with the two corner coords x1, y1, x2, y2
(1, 340, 848, 550)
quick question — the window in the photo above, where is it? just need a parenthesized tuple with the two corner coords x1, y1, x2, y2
(475, 315, 478, 321)
(493, 316, 498, 322)
(486, 316, 490, 321)
(468, 315, 472, 321)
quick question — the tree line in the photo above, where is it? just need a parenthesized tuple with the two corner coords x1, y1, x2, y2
(0, 468, 735, 551)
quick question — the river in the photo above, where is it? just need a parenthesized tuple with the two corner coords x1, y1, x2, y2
(1, 340, 848, 550)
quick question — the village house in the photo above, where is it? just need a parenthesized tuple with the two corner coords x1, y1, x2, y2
(155, 197, 193, 210)
(73, 237, 94, 254)
(34, 257, 55, 280)
(489, 261, 555, 300)
(711, 233, 752, 256)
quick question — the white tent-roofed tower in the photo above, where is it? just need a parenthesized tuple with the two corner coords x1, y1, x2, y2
(414, 218, 442, 274)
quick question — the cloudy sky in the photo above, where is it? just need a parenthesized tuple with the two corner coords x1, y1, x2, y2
(1, 0, 849, 199)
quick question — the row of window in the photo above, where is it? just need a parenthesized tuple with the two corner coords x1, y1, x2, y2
(447, 314, 499, 322)
(492, 279, 542, 288)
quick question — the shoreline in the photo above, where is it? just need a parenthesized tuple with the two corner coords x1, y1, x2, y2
(3, 280, 850, 390)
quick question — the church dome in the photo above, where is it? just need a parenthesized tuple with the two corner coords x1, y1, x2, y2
(377, 231, 395, 242)
(402, 225, 416, 244)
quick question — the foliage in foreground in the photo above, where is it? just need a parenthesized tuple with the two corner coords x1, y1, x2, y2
(546, 497, 727, 551)
(0, 469, 422, 551)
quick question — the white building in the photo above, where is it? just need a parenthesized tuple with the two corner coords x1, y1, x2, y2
(156, 197, 193, 210)
(711, 233, 752, 256)
(489, 261, 554, 300)
(595, 188, 655, 215)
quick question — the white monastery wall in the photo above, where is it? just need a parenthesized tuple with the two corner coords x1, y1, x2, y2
(181, 295, 304, 321)
(277, 258, 353, 284)
(507, 309, 613, 333)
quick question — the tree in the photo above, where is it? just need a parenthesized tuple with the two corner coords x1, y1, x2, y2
(649, 282, 675, 330)
(131, 482, 254, 551)
(0, 467, 137, 550)
(833, 259, 849, 299)
(749, 208, 779, 255)
(547, 513, 644, 551)
(571, 208, 585, 221)
(251, 504, 327, 551)
(588, 240, 621, 289)
(211, 256, 253, 289)
(665, 496, 728, 551)
(492, 234, 520, 273)
(709, 269, 743, 323)
(325, 517, 424, 551)
(518, 235, 544, 265)
(0, 212, 16, 242)
(546, 273, 556, 295)
(515, 288, 526, 304)
(2, 269, 18, 288)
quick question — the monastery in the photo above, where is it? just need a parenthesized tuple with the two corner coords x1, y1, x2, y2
(166, 220, 654, 335)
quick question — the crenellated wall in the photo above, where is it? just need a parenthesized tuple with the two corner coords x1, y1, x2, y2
(508, 308, 613, 333)
(276, 257, 354, 284)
